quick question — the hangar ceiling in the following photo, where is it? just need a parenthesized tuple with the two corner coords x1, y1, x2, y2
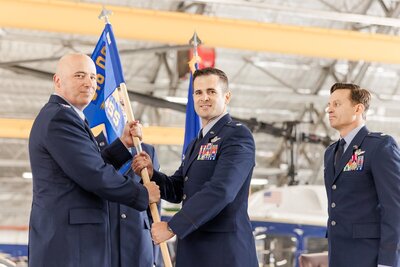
(2, 0, 400, 226)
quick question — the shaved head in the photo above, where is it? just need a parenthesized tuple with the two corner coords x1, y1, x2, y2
(55, 53, 95, 82)
(53, 53, 97, 110)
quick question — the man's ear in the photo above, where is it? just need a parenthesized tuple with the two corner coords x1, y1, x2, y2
(355, 103, 365, 115)
(225, 91, 232, 104)
(53, 74, 60, 89)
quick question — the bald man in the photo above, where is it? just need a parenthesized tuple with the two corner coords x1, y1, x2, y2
(28, 53, 160, 267)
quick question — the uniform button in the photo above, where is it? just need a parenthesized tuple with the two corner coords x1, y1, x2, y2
(332, 184, 337, 190)
(184, 176, 188, 182)
(121, 213, 127, 219)
(331, 203, 336, 208)
(182, 194, 186, 200)
(331, 220, 336, 226)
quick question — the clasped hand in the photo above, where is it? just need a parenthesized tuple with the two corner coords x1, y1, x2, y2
(120, 120, 143, 148)
(151, 222, 175, 244)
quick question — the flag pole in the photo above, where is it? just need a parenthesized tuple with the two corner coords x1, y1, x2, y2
(99, 8, 172, 267)
(118, 83, 172, 267)
(182, 32, 202, 158)
(188, 31, 202, 72)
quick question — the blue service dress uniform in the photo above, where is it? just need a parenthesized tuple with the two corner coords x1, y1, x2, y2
(324, 126, 400, 267)
(108, 144, 160, 267)
(28, 95, 149, 267)
(152, 114, 258, 267)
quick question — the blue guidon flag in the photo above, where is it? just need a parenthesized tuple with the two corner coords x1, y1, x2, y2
(182, 56, 202, 160)
(84, 23, 130, 173)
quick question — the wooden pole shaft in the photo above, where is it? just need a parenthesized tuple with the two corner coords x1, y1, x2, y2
(118, 83, 173, 267)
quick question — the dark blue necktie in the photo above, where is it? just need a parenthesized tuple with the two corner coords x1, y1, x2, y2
(334, 139, 346, 166)
(189, 130, 203, 157)
(194, 130, 203, 149)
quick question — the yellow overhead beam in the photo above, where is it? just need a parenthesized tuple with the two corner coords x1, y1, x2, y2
(0, 118, 184, 145)
(142, 126, 183, 145)
(0, 118, 33, 139)
(2, 1, 400, 63)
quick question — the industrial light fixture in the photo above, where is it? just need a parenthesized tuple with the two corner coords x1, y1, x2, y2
(22, 172, 32, 179)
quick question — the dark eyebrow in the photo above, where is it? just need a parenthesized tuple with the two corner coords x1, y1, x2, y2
(74, 71, 96, 77)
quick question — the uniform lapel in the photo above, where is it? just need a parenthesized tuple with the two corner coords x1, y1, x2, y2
(183, 114, 231, 175)
(83, 119, 98, 145)
(182, 138, 202, 175)
(332, 126, 369, 183)
(325, 143, 337, 185)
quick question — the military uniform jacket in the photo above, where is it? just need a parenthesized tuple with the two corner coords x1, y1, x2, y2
(28, 95, 149, 267)
(152, 114, 258, 267)
(109, 143, 160, 267)
(324, 126, 400, 267)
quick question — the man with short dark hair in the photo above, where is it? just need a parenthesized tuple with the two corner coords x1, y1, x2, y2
(133, 67, 258, 267)
(324, 82, 400, 267)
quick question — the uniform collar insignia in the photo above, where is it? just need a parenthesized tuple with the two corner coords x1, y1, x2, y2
(61, 103, 71, 108)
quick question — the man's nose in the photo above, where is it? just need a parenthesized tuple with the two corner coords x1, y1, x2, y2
(202, 93, 210, 101)
(325, 106, 332, 113)
(84, 77, 95, 87)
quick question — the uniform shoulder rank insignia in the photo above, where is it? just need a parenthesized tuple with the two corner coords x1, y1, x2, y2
(60, 103, 71, 108)
(368, 132, 385, 138)
(343, 146, 365, 172)
(236, 123, 242, 126)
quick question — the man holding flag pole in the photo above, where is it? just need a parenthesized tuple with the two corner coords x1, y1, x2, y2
(132, 33, 258, 267)
(28, 8, 163, 267)
(28, 51, 160, 267)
